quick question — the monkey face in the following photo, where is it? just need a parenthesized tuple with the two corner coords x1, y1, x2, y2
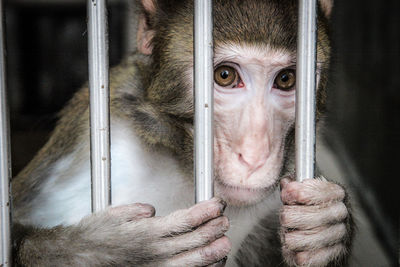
(212, 45, 297, 206)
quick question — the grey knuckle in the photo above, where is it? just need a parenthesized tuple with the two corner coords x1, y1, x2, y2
(280, 211, 289, 225)
(198, 227, 215, 242)
(334, 185, 346, 199)
(284, 233, 293, 247)
(297, 192, 307, 203)
(295, 252, 309, 266)
(200, 247, 219, 262)
(184, 210, 197, 226)
(208, 219, 229, 238)
(338, 223, 347, 236)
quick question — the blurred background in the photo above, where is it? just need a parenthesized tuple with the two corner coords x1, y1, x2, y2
(3, 0, 399, 265)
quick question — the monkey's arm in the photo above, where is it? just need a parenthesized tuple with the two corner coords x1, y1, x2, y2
(279, 177, 354, 267)
(13, 198, 231, 267)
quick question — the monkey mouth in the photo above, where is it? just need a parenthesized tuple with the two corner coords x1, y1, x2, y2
(214, 179, 271, 206)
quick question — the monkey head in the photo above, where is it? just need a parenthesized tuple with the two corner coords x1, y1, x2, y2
(135, 0, 332, 206)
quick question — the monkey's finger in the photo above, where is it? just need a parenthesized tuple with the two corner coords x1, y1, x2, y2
(107, 203, 156, 221)
(281, 202, 348, 230)
(156, 216, 229, 256)
(293, 243, 346, 267)
(280, 177, 294, 190)
(152, 197, 226, 235)
(163, 236, 231, 267)
(283, 223, 347, 252)
(281, 178, 345, 205)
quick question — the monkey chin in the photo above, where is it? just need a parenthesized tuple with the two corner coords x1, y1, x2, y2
(214, 178, 276, 207)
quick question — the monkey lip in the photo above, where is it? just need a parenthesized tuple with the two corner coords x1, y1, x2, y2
(215, 179, 270, 206)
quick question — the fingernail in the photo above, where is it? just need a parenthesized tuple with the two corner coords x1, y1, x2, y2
(220, 199, 227, 212)
(215, 257, 228, 266)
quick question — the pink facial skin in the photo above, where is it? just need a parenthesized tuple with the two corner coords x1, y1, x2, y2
(212, 44, 297, 206)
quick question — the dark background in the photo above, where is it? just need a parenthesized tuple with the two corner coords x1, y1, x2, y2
(4, 0, 399, 264)
(326, 0, 399, 262)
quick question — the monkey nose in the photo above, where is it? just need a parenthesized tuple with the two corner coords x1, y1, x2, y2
(238, 151, 268, 174)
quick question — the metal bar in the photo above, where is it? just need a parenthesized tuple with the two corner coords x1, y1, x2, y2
(10, 0, 124, 6)
(194, 0, 214, 203)
(295, 0, 317, 182)
(88, 0, 111, 212)
(0, 0, 12, 265)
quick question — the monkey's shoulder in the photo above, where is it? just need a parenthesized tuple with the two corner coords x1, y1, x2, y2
(15, 118, 192, 227)
(11, 56, 141, 202)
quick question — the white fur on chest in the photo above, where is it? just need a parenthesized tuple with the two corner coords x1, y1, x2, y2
(27, 120, 192, 227)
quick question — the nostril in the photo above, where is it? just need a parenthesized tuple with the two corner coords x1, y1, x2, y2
(239, 153, 247, 165)
(238, 153, 249, 167)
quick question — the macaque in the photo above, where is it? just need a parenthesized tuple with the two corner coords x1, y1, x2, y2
(12, 0, 353, 266)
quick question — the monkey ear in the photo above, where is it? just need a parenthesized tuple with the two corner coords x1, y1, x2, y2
(319, 0, 334, 19)
(137, 0, 157, 55)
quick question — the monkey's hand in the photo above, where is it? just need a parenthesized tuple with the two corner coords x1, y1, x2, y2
(279, 177, 353, 267)
(15, 197, 231, 267)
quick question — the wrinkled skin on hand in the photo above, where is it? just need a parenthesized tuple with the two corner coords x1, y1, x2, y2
(16, 198, 231, 267)
(280, 177, 353, 267)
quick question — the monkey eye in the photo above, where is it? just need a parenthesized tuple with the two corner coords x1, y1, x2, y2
(274, 69, 296, 91)
(214, 65, 242, 88)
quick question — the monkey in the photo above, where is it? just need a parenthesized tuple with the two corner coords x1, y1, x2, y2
(11, 0, 354, 266)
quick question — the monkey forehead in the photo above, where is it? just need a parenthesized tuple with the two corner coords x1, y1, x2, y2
(214, 44, 295, 68)
(213, 0, 299, 51)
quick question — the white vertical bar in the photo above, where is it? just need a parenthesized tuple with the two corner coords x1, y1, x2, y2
(88, 0, 111, 212)
(295, 0, 317, 182)
(194, 0, 214, 203)
(0, 0, 11, 265)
